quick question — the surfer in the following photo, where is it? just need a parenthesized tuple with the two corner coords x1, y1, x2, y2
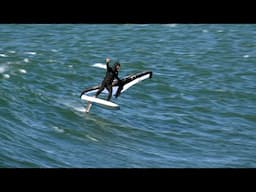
(95, 58, 122, 101)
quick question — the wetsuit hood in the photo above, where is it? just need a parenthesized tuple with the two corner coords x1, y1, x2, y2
(113, 62, 120, 71)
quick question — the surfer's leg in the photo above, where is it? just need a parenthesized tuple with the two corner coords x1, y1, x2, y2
(115, 81, 124, 98)
(106, 85, 112, 101)
(95, 83, 105, 97)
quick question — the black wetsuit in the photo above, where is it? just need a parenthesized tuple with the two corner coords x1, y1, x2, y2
(95, 62, 120, 101)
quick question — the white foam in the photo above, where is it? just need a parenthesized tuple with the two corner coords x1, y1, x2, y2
(51, 49, 58, 52)
(24, 58, 29, 63)
(92, 63, 106, 69)
(86, 134, 98, 142)
(164, 24, 177, 27)
(0, 54, 7, 57)
(3, 74, 10, 79)
(52, 126, 64, 133)
(0, 66, 6, 73)
(243, 55, 249, 58)
(19, 69, 27, 74)
(8, 50, 16, 54)
(74, 107, 86, 113)
(25, 51, 36, 55)
(60, 99, 87, 113)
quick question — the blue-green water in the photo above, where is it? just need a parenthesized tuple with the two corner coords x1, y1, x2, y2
(1, 24, 256, 167)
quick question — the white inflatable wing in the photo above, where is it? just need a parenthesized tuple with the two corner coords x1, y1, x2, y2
(80, 71, 153, 98)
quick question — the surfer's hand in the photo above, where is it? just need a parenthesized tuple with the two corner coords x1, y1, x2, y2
(106, 58, 110, 63)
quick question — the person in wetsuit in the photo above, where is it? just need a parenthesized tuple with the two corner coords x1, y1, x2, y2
(95, 58, 121, 101)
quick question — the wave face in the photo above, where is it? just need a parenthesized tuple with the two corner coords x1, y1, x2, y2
(1, 24, 256, 167)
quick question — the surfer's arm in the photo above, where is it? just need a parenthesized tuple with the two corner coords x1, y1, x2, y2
(106, 58, 111, 71)
(115, 72, 121, 81)
(116, 75, 120, 81)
